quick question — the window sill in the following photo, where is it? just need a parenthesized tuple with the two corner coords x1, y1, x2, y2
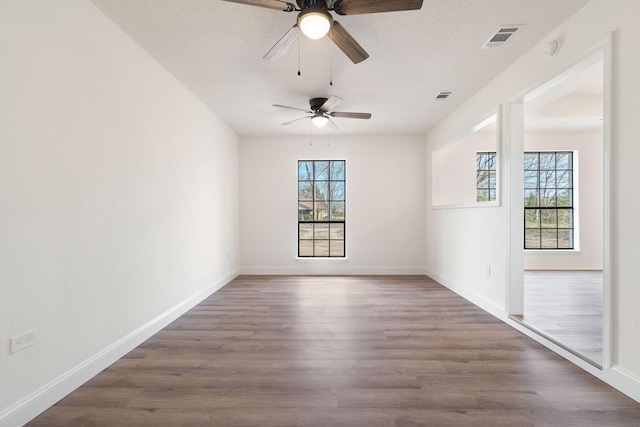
(432, 201, 500, 210)
(296, 257, 348, 263)
(525, 249, 581, 254)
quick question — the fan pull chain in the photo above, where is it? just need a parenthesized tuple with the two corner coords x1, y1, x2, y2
(329, 38, 333, 86)
(297, 32, 301, 76)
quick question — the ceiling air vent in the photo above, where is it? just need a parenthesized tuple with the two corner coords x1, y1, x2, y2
(481, 25, 522, 49)
(434, 91, 454, 101)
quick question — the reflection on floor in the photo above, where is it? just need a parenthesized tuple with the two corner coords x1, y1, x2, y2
(523, 270, 603, 365)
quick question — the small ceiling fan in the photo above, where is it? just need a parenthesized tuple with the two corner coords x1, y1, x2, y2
(223, 0, 424, 64)
(274, 96, 371, 129)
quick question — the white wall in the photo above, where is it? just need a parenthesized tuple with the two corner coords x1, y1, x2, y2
(240, 135, 425, 275)
(426, 0, 640, 401)
(0, 1, 239, 425)
(432, 130, 497, 206)
(523, 132, 603, 270)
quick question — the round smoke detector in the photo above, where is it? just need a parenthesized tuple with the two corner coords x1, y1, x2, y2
(545, 40, 559, 58)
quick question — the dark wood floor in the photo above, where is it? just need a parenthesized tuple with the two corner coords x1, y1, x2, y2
(523, 271, 603, 364)
(29, 275, 640, 426)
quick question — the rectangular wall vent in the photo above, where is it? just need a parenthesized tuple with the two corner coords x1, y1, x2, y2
(434, 91, 454, 101)
(481, 25, 522, 48)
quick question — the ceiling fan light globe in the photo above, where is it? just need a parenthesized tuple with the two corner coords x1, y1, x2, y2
(311, 115, 329, 127)
(298, 10, 332, 40)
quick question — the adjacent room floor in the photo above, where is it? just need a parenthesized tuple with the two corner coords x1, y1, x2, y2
(522, 270, 603, 365)
(29, 275, 638, 427)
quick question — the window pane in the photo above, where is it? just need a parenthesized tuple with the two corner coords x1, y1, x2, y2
(330, 181, 345, 201)
(299, 181, 313, 199)
(556, 153, 572, 169)
(525, 209, 540, 227)
(488, 153, 497, 170)
(541, 189, 557, 207)
(314, 240, 329, 257)
(315, 161, 329, 181)
(330, 223, 344, 239)
(476, 171, 488, 188)
(557, 189, 572, 207)
(541, 229, 558, 249)
(476, 153, 489, 170)
(525, 229, 541, 249)
(540, 171, 556, 188)
(330, 202, 345, 220)
(489, 171, 497, 189)
(524, 190, 538, 207)
(541, 210, 557, 228)
(557, 170, 572, 188)
(314, 182, 329, 200)
(298, 201, 312, 220)
(298, 161, 314, 181)
(313, 202, 328, 221)
(540, 153, 556, 170)
(477, 189, 489, 202)
(524, 153, 538, 170)
(558, 209, 572, 228)
(299, 223, 313, 239)
(299, 240, 313, 256)
(330, 161, 345, 180)
(524, 171, 538, 189)
(314, 223, 329, 239)
(558, 229, 573, 249)
(330, 240, 345, 257)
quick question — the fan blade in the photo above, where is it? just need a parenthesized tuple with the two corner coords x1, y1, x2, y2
(273, 103, 312, 113)
(329, 111, 372, 119)
(319, 96, 343, 112)
(264, 25, 300, 60)
(335, 0, 423, 15)
(328, 21, 369, 64)
(282, 116, 312, 125)
(222, 0, 295, 12)
(327, 118, 339, 130)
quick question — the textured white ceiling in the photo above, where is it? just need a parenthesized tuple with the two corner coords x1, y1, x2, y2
(89, 0, 590, 136)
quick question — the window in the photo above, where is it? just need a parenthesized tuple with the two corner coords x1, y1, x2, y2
(298, 160, 345, 257)
(524, 152, 574, 249)
(476, 152, 497, 202)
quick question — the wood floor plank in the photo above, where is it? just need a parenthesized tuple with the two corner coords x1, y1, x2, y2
(27, 275, 640, 426)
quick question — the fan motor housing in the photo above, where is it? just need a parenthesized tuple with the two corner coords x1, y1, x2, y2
(310, 97, 329, 111)
(297, 0, 329, 10)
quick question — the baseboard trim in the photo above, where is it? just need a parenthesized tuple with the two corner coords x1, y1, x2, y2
(425, 267, 640, 404)
(423, 268, 506, 317)
(0, 270, 238, 427)
(239, 266, 427, 275)
(608, 366, 640, 403)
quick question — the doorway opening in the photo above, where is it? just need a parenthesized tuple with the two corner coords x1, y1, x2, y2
(513, 49, 606, 366)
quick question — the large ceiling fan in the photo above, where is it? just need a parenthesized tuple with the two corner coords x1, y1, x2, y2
(223, 0, 424, 64)
(274, 96, 371, 129)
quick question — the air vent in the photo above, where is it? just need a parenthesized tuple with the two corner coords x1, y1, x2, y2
(481, 25, 522, 49)
(434, 91, 454, 101)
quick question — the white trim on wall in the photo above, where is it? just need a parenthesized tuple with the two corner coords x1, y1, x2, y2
(0, 272, 237, 427)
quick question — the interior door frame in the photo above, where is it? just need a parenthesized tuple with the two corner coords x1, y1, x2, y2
(505, 35, 613, 369)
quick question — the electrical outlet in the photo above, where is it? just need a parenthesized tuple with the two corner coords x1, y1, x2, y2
(10, 330, 36, 354)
